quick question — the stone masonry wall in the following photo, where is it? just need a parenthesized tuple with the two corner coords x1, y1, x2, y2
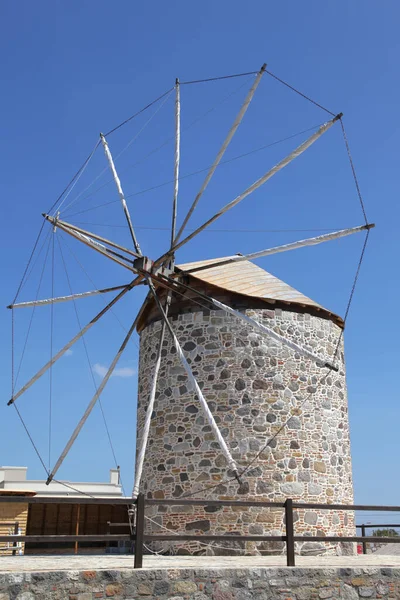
(1, 566, 399, 599)
(136, 306, 355, 555)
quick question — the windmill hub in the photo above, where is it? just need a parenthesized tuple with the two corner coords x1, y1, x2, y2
(133, 256, 174, 279)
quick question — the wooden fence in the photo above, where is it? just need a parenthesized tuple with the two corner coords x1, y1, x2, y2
(1, 495, 400, 567)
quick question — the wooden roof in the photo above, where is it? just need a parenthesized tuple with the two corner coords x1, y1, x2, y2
(176, 256, 343, 327)
(137, 256, 343, 331)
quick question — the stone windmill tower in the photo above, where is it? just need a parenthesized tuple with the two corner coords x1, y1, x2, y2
(136, 256, 356, 555)
(8, 66, 371, 556)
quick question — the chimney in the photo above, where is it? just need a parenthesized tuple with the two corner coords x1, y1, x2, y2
(109, 468, 120, 486)
(0, 467, 28, 484)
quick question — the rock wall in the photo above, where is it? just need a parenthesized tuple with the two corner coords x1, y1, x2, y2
(1, 566, 399, 599)
(136, 306, 355, 554)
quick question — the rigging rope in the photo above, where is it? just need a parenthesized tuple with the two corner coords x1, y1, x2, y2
(12, 400, 122, 499)
(10, 132, 106, 309)
(104, 87, 175, 137)
(123, 123, 324, 200)
(57, 236, 128, 496)
(60, 232, 135, 341)
(9, 230, 91, 486)
(13, 389, 124, 498)
(63, 78, 253, 218)
(55, 139, 100, 214)
(64, 122, 325, 219)
(180, 71, 259, 85)
(11, 222, 46, 307)
(48, 231, 55, 471)
(12, 404, 49, 475)
(265, 69, 336, 117)
(144, 514, 246, 554)
(13, 230, 53, 390)
(16, 227, 54, 300)
(52, 480, 96, 498)
(62, 81, 253, 218)
(60, 89, 174, 216)
(339, 118, 369, 226)
(341, 230, 370, 325)
(11, 309, 15, 397)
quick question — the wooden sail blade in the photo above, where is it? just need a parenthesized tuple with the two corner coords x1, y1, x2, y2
(132, 295, 170, 499)
(47, 218, 141, 258)
(7, 279, 140, 406)
(174, 63, 266, 245)
(147, 278, 239, 477)
(100, 134, 142, 255)
(170, 79, 181, 248)
(7, 284, 130, 309)
(155, 114, 342, 265)
(46, 314, 139, 485)
(43, 215, 137, 274)
(183, 224, 375, 274)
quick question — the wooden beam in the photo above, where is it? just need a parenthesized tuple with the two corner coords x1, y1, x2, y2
(74, 504, 80, 555)
(100, 134, 142, 255)
(8, 280, 139, 406)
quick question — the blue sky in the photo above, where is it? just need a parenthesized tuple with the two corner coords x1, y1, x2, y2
(0, 1, 399, 512)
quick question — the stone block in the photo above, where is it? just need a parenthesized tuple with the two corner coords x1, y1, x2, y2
(287, 416, 301, 430)
(136, 582, 153, 595)
(185, 520, 211, 532)
(153, 580, 169, 595)
(281, 482, 303, 495)
(308, 483, 323, 495)
(358, 587, 375, 598)
(314, 461, 327, 473)
(173, 581, 197, 594)
(319, 587, 334, 598)
(341, 585, 359, 600)
(304, 511, 318, 525)
(105, 583, 124, 596)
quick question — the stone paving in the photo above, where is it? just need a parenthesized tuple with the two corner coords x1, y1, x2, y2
(1, 553, 400, 572)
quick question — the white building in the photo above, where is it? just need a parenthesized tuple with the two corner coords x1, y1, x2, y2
(0, 466, 123, 498)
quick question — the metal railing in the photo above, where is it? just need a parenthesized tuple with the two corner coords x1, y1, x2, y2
(1, 494, 400, 567)
(357, 523, 400, 555)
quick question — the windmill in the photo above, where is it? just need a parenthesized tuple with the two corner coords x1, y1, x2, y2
(7, 65, 373, 549)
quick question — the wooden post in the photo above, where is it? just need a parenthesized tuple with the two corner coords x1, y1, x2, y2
(361, 524, 367, 555)
(41, 504, 47, 536)
(97, 504, 101, 535)
(134, 494, 145, 568)
(74, 504, 80, 555)
(106, 521, 111, 552)
(55, 504, 60, 536)
(285, 498, 295, 566)
(69, 504, 74, 535)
